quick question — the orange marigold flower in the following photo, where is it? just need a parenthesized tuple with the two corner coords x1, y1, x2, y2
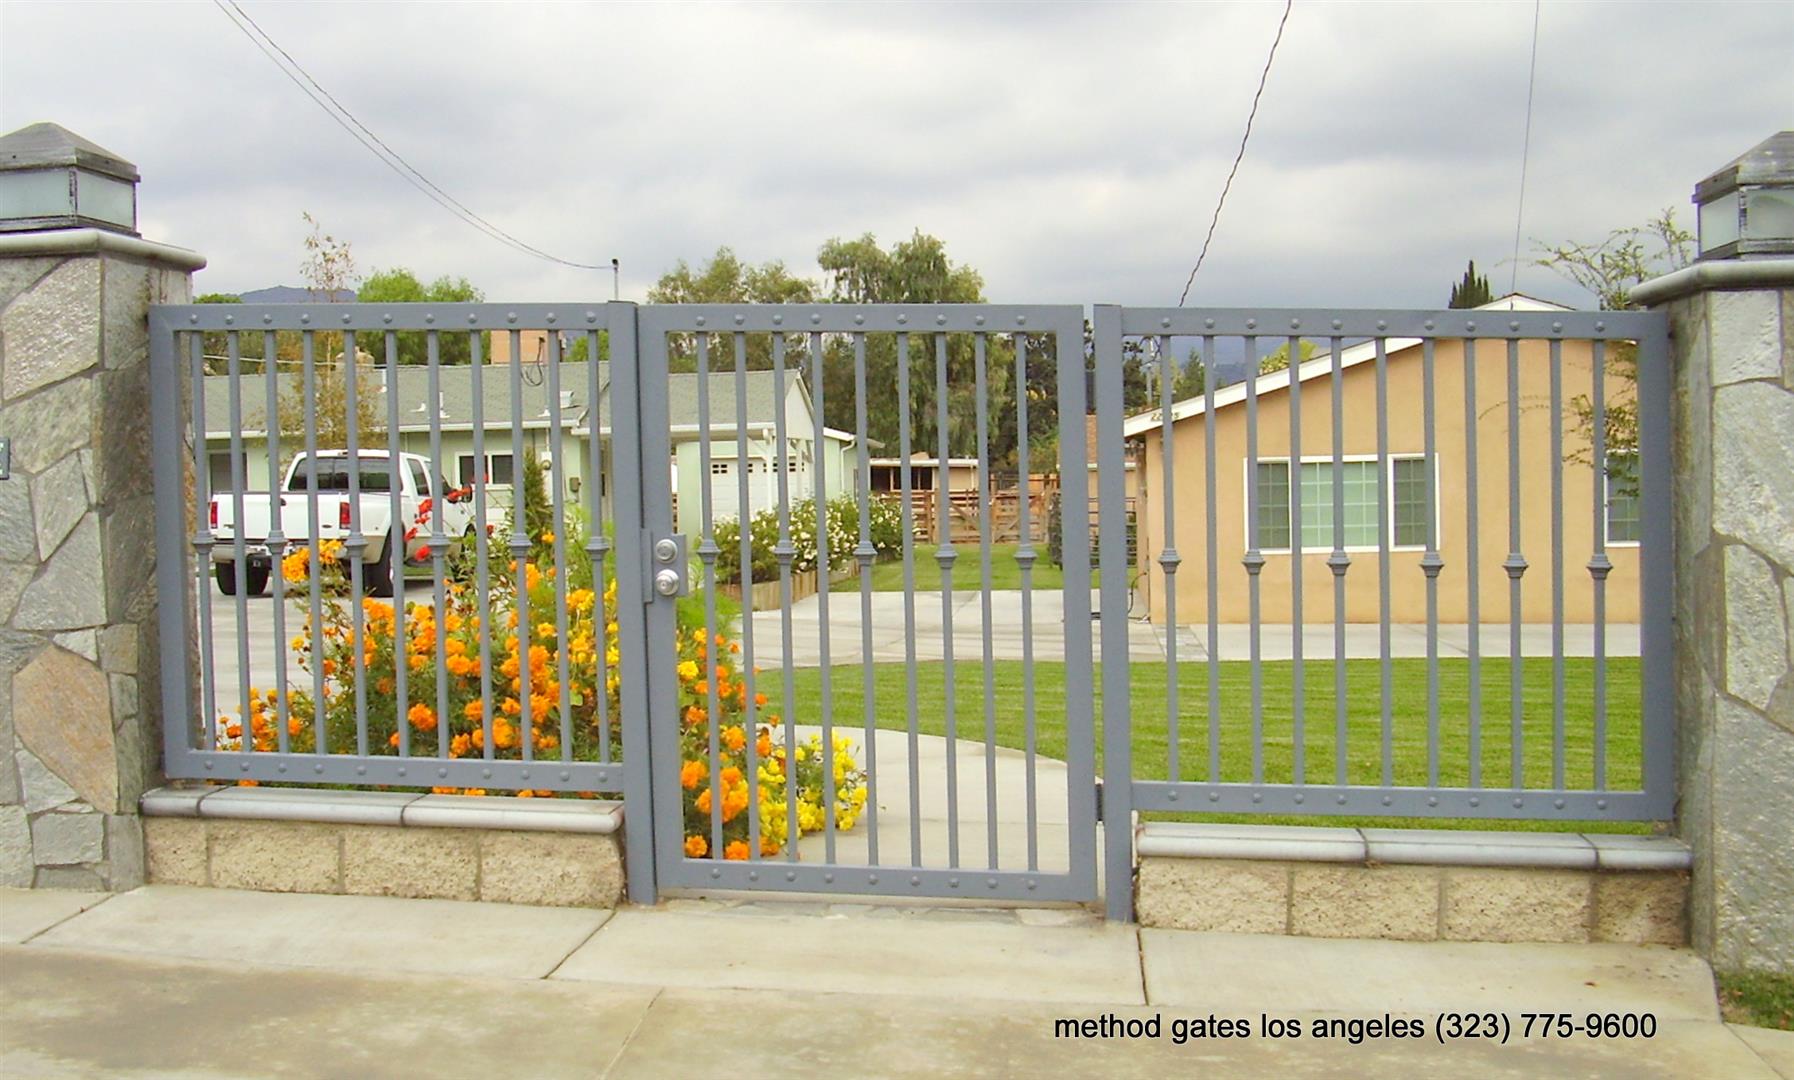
(754, 693, 768, 708)
(680, 759, 705, 789)
(723, 841, 750, 861)
(407, 703, 437, 731)
(464, 700, 485, 721)
(722, 726, 746, 753)
(694, 788, 712, 814)
(684, 834, 708, 858)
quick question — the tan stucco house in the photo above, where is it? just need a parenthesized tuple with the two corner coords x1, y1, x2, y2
(1125, 296, 1641, 625)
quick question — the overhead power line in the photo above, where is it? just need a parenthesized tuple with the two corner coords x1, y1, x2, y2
(1178, 0, 1294, 307)
(213, 0, 612, 271)
(1508, 0, 1542, 304)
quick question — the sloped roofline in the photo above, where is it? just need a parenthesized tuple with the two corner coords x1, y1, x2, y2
(1122, 294, 1572, 438)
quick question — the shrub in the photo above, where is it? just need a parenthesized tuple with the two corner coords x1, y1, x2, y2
(231, 529, 863, 858)
(712, 494, 901, 585)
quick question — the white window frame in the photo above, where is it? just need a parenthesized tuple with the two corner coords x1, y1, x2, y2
(1243, 454, 1443, 555)
(457, 451, 516, 489)
(1602, 450, 1641, 549)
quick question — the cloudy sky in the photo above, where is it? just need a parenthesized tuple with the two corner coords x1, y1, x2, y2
(3, 1, 1789, 309)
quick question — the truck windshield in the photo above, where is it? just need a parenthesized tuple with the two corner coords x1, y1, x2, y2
(289, 467, 392, 492)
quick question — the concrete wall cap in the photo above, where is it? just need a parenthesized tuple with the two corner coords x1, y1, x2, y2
(0, 227, 206, 271)
(402, 794, 622, 834)
(139, 787, 212, 817)
(1584, 833, 1694, 871)
(1135, 822, 1366, 862)
(1630, 257, 1794, 306)
(139, 785, 623, 835)
(1361, 829, 1597, 869)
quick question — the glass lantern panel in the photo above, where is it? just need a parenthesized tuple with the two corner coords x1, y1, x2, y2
(0, 168, 75, 219)
(74, 170, 135, 230)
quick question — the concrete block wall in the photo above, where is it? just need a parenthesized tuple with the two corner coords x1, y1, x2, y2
(1134, 825, 1690, 946)
(0, 232, 203, 889)
(141, 788, 625, 908)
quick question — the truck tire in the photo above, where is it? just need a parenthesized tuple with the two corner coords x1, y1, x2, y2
(364, 533, 396, 598)
(216, 562, 269, 597)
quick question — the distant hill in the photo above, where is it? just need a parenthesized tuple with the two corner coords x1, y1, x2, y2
(237, 285, 357, 303)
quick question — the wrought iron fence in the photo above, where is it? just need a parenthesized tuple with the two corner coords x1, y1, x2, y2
(1092, 306, 1673, 857)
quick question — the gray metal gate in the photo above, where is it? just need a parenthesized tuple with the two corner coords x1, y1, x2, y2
(633, 305, 1100, 902)
(149, 296, 1671, 920)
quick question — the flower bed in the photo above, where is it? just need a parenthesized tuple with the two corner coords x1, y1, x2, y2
(222, 510, 865, 860)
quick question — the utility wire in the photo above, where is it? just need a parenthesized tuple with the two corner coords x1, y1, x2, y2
(214, 0, 612, 271)
(1508, 0, 1542, 305)
(1178, 0, 1293, 306)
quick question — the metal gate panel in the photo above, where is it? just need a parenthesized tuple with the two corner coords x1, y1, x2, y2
(634, 305, 1099, 902)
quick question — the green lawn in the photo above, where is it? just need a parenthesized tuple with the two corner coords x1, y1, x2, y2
(776, 657, 1650, 833)
(865, 542, 1113, 592)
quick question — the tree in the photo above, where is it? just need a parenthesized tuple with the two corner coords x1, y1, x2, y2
(356, 268, 485, 366)
(275, 214, 382, 456)
(1532, 208, 1693, 474)
(649, 247, 816, 373)
(195, 292, 265, 374)
(1448, 259, 1493, 308)
(1256, 339, 1317, 374)
(1172, 349, 1206, 401)
(814, 231, 1005, 467)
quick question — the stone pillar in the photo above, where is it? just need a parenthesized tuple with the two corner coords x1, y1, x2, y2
(1633, 260, 1794, 975)
(0, 228, 204, 889)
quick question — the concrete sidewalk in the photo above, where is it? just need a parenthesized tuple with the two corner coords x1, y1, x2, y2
(3, 886, 1789, 1078)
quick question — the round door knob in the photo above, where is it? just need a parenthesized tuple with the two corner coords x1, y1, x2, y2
(654, 538, 679, 562)
(654, 569, 679, 596)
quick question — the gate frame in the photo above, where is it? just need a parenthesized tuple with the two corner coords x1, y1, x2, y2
(633, 303, 1102, 903)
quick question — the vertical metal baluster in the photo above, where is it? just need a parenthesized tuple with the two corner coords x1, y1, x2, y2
(509, 329, 532, 764)
(1463, 335, 1481, 787)
(697, 333, 722, 856)
(774, 334, 799, 861)
(1505, 339, 1526, 790)
(935, 331, 959, 868)
(266, 329, 290, 754)
(1375, 336, 1392, 787)
(812, 329, 836, 862)
(429, 331, 448, 760)
(303, 332, 325, 753)
(190, 334, 217, 753)
(547, 332, 572, 763)
(226, 332, 252, 749)
(852, 331, 878, 865)
(1204, 334, 1220, 784)
(1014, 334, 1038, 870)
(587, 330, 611, 764)
(470, 332, 493, 761)
(734, 331, 761, 860)
(898, 331, 921, 866)
(1243, 335, 1264, 785)
(1550, 338, 1566, 791)
(975, 332, 997, 867)
(1588, 339, 1610, 790)
(383, 329, 406, 760)
(1422, 338, 1444, 788)
(1287, 334, 1303, 787)
(344, 329, 369, 759)
(1159, 335, 1181, 784)
(1329, 335, 1348, 786)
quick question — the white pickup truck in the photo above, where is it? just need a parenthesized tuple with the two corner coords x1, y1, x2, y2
(208, 451, 477, 597)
